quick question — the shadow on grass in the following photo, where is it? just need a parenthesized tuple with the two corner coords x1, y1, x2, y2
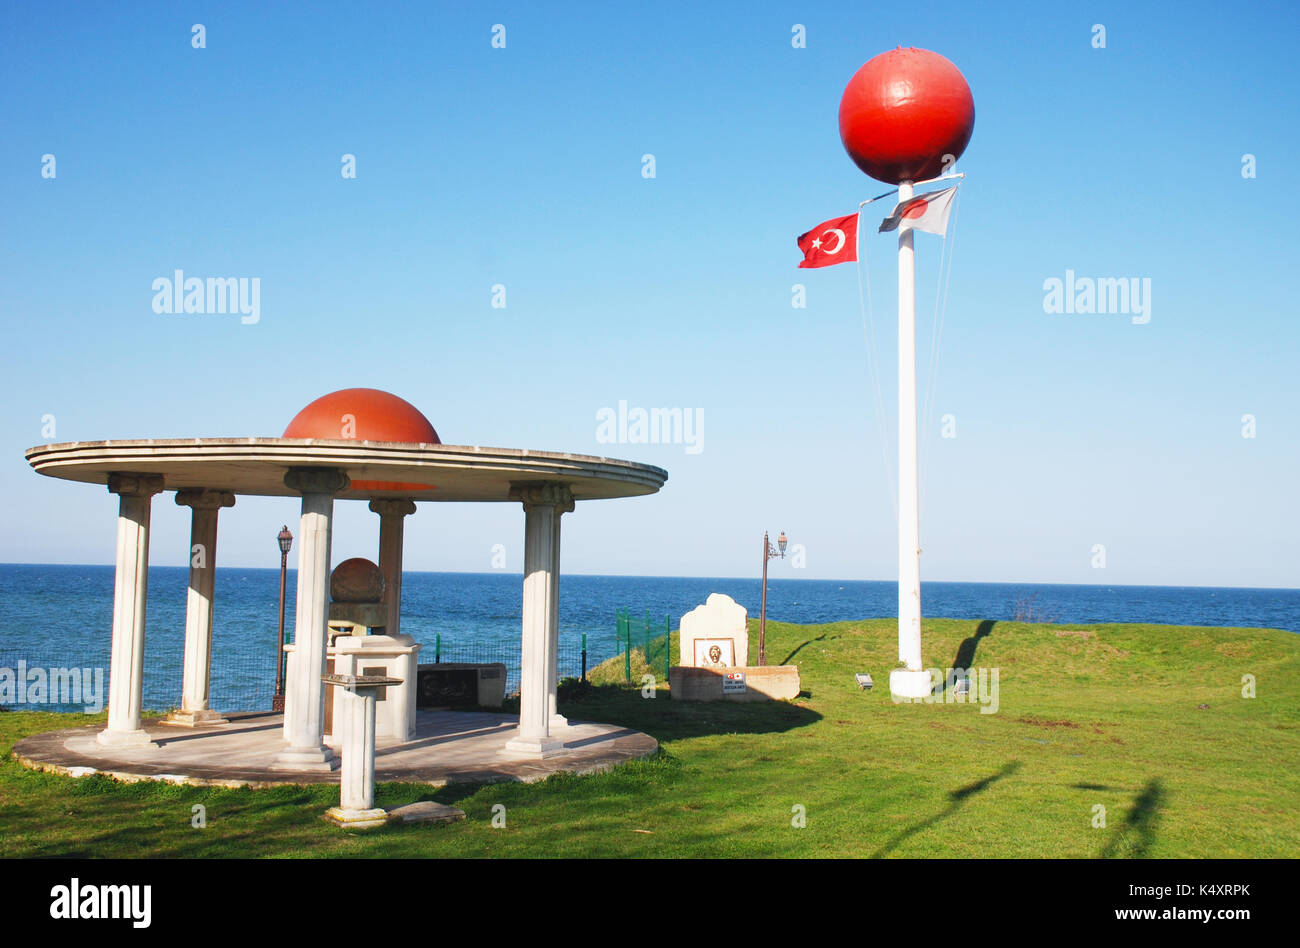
(558, 682, 820, 742)
(927, 620, 998, 699)
(778, 632, 829, 667)
(1099, 778, 1164, 859)
(952, 620, 996, 672)
(0, 770, 348, 858)
(871, 760, 1022, 858)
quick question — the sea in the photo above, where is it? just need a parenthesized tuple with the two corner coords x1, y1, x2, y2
(1, 563, 1296, 713)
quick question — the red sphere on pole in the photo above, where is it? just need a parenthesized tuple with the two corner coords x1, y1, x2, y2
(838, 47, 975, 185)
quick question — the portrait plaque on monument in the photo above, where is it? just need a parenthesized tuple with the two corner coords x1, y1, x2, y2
(679, 593, 749, 669)
(693, 639, 735, 667)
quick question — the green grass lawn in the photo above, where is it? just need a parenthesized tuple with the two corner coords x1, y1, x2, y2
(2, 617, 1297, 858)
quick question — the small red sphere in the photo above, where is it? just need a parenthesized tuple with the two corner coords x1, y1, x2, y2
(839, 47, 975, 185)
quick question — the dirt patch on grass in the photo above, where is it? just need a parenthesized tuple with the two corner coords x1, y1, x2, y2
(1215, 641, 1252, 659)
(1087, 725, 1125, 744)
(1016, 717, 1079, 729)
(1051, 629, 1130, 664)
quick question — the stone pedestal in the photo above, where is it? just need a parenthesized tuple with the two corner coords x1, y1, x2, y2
(98, 474, 164, 750)
(328, 634, 421, 742)
(322, 673, 398, 829)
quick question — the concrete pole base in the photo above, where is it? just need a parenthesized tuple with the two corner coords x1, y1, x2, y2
(95, 728, 158, 749)
(160, 709, 229, 728)
(890, 668, 934, 699)
(323, 806, 388, 830)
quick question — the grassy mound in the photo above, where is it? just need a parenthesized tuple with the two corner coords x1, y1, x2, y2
(2, 617, 1296, 857)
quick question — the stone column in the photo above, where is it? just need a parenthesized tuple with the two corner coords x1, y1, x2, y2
(547, 506, 567, 728)
(505, 483, 573, 757)
(368, 498, 417, 638)
(274, 467, 349, 772)
(98, 473, 165, 748)
(164, 489, 236, 727)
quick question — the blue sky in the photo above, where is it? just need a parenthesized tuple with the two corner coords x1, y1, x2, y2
(2, 1, 1297, 587)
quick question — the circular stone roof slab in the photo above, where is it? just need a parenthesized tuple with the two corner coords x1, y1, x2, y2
(25, 439, 667, 502)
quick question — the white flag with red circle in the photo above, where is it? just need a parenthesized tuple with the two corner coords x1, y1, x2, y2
(878, 186, 958, 236)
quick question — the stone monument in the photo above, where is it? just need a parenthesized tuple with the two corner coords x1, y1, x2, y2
(670, 593, 801, 702)
(679, 593, 749, 669)
(284, 557, 422, 744)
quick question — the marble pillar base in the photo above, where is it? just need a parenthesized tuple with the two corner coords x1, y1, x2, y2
(96, 728, 158, 749)
(161, 708, 229, 728)
(271, 745, 338, 772)
(504, 732, 565, 758)
(548, 713, 569, 729)
(323, 806, 388, 829)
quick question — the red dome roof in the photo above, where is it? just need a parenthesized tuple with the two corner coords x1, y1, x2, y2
(283, 389, 441, 444)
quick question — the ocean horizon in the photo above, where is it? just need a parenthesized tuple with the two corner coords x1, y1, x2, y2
(3, 563, 1297, 713)
(5, 562, 1300, 592)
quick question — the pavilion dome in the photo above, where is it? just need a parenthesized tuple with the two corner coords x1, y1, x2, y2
(282, 388, 441, 444)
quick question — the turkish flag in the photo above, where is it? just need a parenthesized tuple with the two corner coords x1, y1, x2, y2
(797, 212, 858, 268)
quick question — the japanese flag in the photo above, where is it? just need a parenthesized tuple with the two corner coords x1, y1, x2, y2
(878, 186, 958, 236)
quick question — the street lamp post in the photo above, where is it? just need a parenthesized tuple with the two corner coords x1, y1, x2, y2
(272, 525, 293, 712)
(758, 530, 788, 667)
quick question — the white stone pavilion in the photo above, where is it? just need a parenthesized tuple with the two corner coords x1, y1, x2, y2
(24, 388, 668, 771)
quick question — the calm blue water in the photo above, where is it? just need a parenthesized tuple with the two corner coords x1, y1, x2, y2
(1, 564, 1296, 712)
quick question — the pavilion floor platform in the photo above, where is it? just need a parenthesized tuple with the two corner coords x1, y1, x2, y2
(12, 710, 658, 788)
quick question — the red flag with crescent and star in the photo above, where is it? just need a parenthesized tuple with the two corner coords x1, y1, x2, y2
(797, 212, 858, 268)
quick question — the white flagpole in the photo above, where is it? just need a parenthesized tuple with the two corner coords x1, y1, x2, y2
(860, 170, 965, 699)
(891, 178, 930, 699)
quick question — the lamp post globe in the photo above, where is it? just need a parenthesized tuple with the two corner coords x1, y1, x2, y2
(759, 530, 790, 668)
(273, 525, 294, 710)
